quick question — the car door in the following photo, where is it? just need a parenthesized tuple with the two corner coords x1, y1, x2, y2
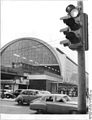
(21, 90, 29, 103)
(28, 91, 41, 103)
(14, 90, 20, 96)
(46, 96, 68, 114)
(28, 91, 36, 102)
(45, 95, 55, 113)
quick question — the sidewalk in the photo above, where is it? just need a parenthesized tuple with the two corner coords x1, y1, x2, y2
(0, 98, 15, 102)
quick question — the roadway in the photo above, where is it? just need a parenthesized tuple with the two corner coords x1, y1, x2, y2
(0, 97, 88, 114)
(0, 99, 36, 114)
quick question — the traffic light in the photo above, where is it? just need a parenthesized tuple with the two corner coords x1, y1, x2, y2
(60, 4, 88, 51)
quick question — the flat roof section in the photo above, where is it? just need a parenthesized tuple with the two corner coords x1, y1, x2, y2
(28, 74, 63, 83)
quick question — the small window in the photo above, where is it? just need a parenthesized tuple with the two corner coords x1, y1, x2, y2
(28, 91, 34, 95)
(22, 91, 28, 95)
(34, 91, 39, 95)
(56, 98, 64, 102)
(46, 96, 53, 102)
(56, 96, 64, 102)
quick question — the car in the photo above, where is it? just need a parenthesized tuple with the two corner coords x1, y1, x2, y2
(0, 89, 14, 98)
(38, 90, 51, 95)
(13, 89, 23, 97)
(2, 92, 16, 99)
(15, 89, 50, 105)
(29, 94, 81, 114)
(5, 89, 13, 93)
(0, 89, 13, 93)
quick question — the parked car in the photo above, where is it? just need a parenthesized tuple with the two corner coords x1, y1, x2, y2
(13, 89, 23, 97)
(30, 94, 81, 114)
(2, 92, 16, 99)
(0, 89, 14, 98)
(5, 89, 13, 93)
(0, 89, 13, 93)
(39, 90, 51, 95)
(15, 89, 50, 105)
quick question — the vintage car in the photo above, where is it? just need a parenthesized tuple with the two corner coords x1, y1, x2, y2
(0, 89, 15, 99)
(15, 89, 51, 105)
(29, 94, 80, 114)
(4, 92, 16, 99)
(13, 89, 24, 97)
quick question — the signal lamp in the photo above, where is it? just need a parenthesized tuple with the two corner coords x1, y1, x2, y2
(66, 4, 79, 18)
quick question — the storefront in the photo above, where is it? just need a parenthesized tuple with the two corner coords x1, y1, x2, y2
(58, 82, 78, 97)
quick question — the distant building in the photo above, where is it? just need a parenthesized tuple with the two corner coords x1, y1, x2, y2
(1, 37, 88, 93)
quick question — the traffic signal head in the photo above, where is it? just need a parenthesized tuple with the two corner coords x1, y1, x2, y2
(64, 31, 81, 44)
(66, 4, 79, 18)
(60, 2, 88, 51)
(60, 4, 84, 50)
(63, 18, 80, 31)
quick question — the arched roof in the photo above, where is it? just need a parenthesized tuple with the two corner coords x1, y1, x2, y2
(1, 37, 62, 75)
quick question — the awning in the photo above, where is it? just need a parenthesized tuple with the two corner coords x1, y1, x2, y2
(1, 80, 15, 84)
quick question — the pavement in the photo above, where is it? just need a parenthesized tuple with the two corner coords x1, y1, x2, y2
(0, 97, 78, 102)
(0, 98, 15, 102)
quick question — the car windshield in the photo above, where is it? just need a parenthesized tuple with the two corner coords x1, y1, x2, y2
(15, 90, 21, 93)
(22, 91, 28, 95)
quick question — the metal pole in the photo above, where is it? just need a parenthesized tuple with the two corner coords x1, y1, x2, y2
(77, 1, 86, 114)
(78, 50, 86, 113)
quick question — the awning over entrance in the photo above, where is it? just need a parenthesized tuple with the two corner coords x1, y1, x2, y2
(28, 73, 63, 83)
(1, 80, 15, 84)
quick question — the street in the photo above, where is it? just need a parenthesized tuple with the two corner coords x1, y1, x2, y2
(0, 99, 36, 114)
(0, 97, 78, 114)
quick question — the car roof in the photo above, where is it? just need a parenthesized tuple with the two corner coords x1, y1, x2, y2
(41, 94, 68, 97)
(39, 90, 51, 93)
(21, 89, 39, 92)
(15, 89, 23, 91)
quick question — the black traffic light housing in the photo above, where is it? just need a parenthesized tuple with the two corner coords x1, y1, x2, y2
(63, 18, 81, 31)
(60, 4, 88, 51)
(63, 30, 81, 44)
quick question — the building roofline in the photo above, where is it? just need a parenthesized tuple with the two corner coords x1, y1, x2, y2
(56, 48, 88, 74)
(56, 47, 77, 66)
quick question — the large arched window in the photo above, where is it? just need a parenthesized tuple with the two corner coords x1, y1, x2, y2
(1, 37, 62, 76)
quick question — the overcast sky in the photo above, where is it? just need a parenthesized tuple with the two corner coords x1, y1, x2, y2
(1, 1, 92, 120)
(1, 0, 91, 73)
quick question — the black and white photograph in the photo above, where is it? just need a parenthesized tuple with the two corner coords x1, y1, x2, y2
(0, 0, 92, 120)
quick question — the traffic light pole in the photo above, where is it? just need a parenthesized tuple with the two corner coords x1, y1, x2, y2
(60, 0, 87, 113)
(77, 1, 86, 114)
(78, 50, 86, 113)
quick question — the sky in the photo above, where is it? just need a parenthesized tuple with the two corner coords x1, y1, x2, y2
(1, 1, 92, 119)
(1, 0, 92, 82)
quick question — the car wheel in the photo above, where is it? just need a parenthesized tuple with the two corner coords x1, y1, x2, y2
(37, 109, 46, 114)
(36, 109, 43, 114)
(71, 110, 78, 114)
(18, 100, 23, 105)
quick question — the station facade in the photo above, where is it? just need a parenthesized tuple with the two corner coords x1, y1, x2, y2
(1, 37, 88, 94)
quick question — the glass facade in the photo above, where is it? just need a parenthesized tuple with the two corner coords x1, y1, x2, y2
(1, 38, 60, 75)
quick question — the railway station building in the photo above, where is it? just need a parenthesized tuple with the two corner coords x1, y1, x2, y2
(1, 37, 88, 94)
